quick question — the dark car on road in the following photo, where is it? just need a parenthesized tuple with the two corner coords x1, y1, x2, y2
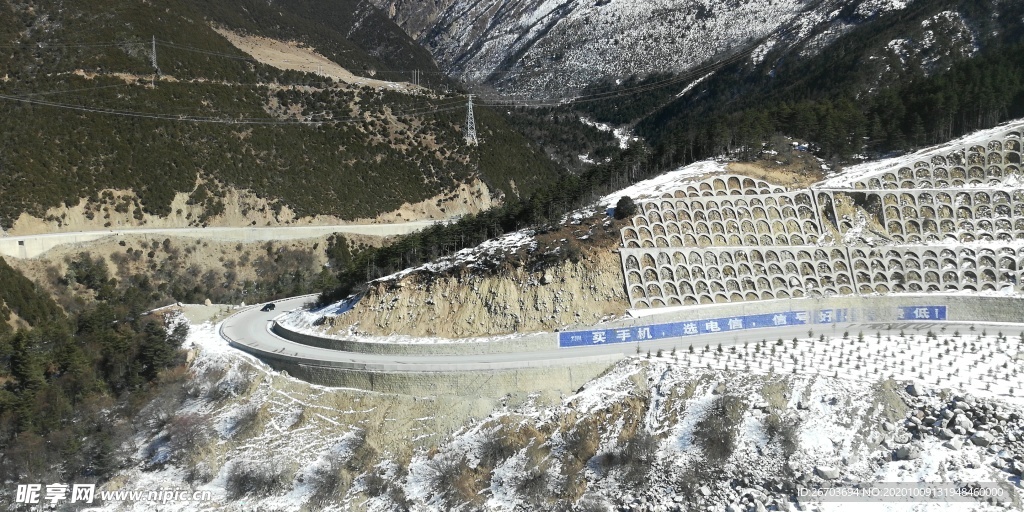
(260, 303, 276, 312)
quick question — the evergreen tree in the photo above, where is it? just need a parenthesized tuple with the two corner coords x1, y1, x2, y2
(614, 196, 637, 220)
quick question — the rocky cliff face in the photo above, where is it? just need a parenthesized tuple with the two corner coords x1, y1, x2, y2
(334, 247, 627, 338)
(328, 218, 630, 338)
(370, 0, 929, 95)
(372, 0, 809, 94)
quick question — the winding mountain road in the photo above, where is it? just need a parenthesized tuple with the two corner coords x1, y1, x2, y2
(219, 296, 989, 373)
(0, 221, 437, 259)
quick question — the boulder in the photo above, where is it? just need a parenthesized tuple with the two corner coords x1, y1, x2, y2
(814, 466, 841, 480)
(943, 438, 964, 450)
(540, 271, 553, 285)
(970, 432, 995, 447)
(906, 383, 923, 397)
(893, 446, 921, 461)
(954, 414, 974, 430)
(935, 428, 955, 440)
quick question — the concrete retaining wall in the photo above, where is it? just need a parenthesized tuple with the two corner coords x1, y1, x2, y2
(268, 360, 617, 396)
(271, 322, 557, 355)
(229, 337, 620, 396)
(0, 233, 112, 259)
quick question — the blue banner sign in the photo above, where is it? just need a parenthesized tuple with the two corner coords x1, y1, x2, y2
(814, 308, 849, 323)
(897, 305, 947, 321)
(559, 311, 809, 348)
(559, 306, 949, 348)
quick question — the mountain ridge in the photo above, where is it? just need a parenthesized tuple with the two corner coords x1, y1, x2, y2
(0, 0, 564, 229)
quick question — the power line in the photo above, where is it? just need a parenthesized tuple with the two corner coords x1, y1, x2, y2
(0, 37, 742, 108)
(0, 41, 140, 49)
(0, 92, 467, 125)
(0, 0, 843, 117)
(155, 39, 257, 62)
(7, 82, 130, 98)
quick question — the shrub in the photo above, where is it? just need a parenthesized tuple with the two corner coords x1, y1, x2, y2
(306, 452, 349, 511)
(594, 431, 658, 486)
(167, 413, 212, 455)
(478, 428, 519, 469)
(225, 459, 288, 499)
(517, 466, 550, 506)
(693, 396, 745, 462)
(229, 403, 267, 438)
(613, 196, 637, 220)
(425, 456, 480, 509)
(562, 422, 600, 470)
(765, 412, 801, 460)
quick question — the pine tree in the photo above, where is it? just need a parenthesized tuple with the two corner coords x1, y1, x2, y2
(10, 331, 44, 391)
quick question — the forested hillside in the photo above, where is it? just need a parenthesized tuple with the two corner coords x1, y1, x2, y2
(320, 0, 1024, 299)
(589, 0, 1024, 166)
(0, 0, 562, 228)
(0, 258, 190, 484)
(0, 257, 61, 336)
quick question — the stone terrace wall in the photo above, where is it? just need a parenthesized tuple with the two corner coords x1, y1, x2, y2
(620, 128, 1024, 311)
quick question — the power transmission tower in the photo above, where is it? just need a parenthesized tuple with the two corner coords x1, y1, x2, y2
(464, 94, 478, 146)
(151, 36, 160, 85)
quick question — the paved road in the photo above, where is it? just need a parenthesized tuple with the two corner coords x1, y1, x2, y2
(0, 221, 437, 258)
(220, 296, 1003, 373)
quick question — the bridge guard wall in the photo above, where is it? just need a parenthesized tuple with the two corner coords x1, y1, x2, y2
(271, 321, 557, 355)
(250, 355, 622, 397)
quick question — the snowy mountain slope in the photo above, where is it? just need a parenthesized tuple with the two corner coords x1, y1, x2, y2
(371, 0, 916, 95)
(114, 314, 1021, 511)
(391, 329, 1024, 511)
(93, 315, 506, 511)
(821, 118, 1024, 188)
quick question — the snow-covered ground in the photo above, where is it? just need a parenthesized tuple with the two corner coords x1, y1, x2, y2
(821, 119, 1023, 188)
(649, 327, 1022, 406)
(597, 160, 729, 209)
(376, 229, 537, 284)
(414, 0, 812, 94)
(94, 318, 381, 511)
(579, 117, 640, 150)
(398, 328, 1023, 511)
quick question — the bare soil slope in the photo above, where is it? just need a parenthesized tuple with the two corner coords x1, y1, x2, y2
(215, 28, 417, 91)
(329, 215, 630, 338)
